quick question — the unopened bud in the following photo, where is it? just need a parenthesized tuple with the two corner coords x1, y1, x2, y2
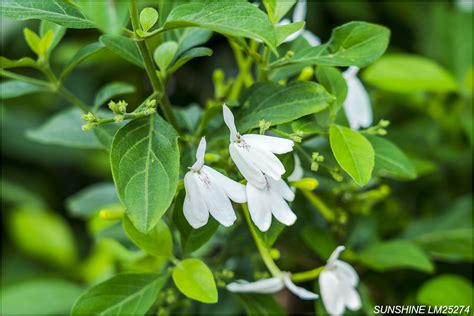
(259, 120, 271, 134)
(297, 66, 314, 81)
(99, 209, 124, 220)
(378, 128, 387, 136)
(269, 248, 280, 260)
(284, 50, 294, 59)
(114, 115, 124, 123)
(291, 178, 319, 191)
(379, 119, 390, 128)
(291, 135, 302, 143)
(311, 161, 319, 172)
(81, 123, 96, 131)
(81, 112, 97, 122)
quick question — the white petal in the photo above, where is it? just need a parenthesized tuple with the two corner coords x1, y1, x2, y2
(229, 144, 266, 188)
(279, 18, 291, 25)
(267, 176, 295, 202)
(282, 273, 319, 300)
(223, 104, 238, 141)
(302, 30, 321, 47)
(320, 270, 345, 316)
(287, 154, 304, 182)
(334, 260, 359, 286)
(269, 190, 297, 226)
(191, 137, 206, 171)
(245, 145, 285, 181)
(243, 134, 294, 154)
(327, 246, 345, 266)
(343, 66, 360, 78)
(343, 286, 362, 311)
(226, 278, 284, 294)
(198, 170, 236, 227)
(183, 172, 209, 228)
(283, 28, 304, 43)
(202, 166, 246, 203)
(246, 183, 272, 232)
(343, 75, 372, 130)
(292, 0, 307, 22)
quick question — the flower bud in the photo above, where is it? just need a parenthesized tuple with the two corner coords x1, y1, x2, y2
(81, 123, 96, 131)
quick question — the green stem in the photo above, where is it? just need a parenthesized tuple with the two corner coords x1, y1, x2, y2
(228, 40, 255, 100)
(0, 69, 53, 89)
(258, 46, 270, 81)
(291, 266, 325, 283)
(57, 85, 90, 112)
(241, 204, 283, 277)
(301, 190, 336, 222)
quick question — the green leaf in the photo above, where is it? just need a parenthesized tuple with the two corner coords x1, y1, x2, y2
(1, 279, 83, 315)
(110, 114, 180, 233)
(279, 21, 390, 67)
(275, 21, 305, 46)
(154, 41, 178, 72)
(316, 65, 348, 113)
(0, 80, 47, 99)
(263, 0, 296, 24)
(0, 56, 38, 69)
(94, 123, 123, 150)
(368, 136, 417, 180)
(172, 258, 218, 303)
(168, 47, 213, 75)
(0, 0, 94, 29)
(358, 239, 434, 273)
(60, 42, 105, 79)
(26, 108, 102, 149)
(302, 226, 338, 261)
(235, 293, 287, 315)
(71, 273, 168, 315)
(94, 82, 136, 109)
(329, 124, 374, 186)
(237, 81, 334, 131)
(66, 182, 120, 219)
(77, 0, 129, 34)
(100, 34, 144, 68)
(123, 216, 173, 258)
(363, 54, 459, 93)
(8, 206, 77, 268)
(40, 20, 66, 53)
(175, 28, 213, 57)
(164, 2, 277, 53)
(140, 7, 159, 32)
(23, 28, 41, 55)
(417, 275, 473, 306)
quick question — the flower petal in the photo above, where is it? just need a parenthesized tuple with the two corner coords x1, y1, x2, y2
(243, 134, 294, 154)
(246, 183, 272, 232)
(287, 154, 304, 182)
(343, 73, 372, 130)
(320, 270, 345, 316)
(245, 145, 285, 181)
(282, 273, 319, 300)
(191, 136, 206, 171)
(229, 144, 266, 188)
(343, 286, 362, 311)
(268, 176, 295, 202)
(226, 278, 284, 294)
(302, 30, 321, 47)
(292, 0, 307, 22)
(223, 104, 238, 141)
(202, 166, 246, 203)
(183, 172, 209, 228)
(327, 245, 345, 266)
(269, 189, 297, 226)
(334, 260, 359, 286)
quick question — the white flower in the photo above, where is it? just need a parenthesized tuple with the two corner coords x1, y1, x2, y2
(227, 272, 319, 300)
(280, 0, 321, 46)
(320, 246, 362, 316)
(222, 105, 294, 189)
(183, 137, 246, 229)
(342, 66, 373, 130)
(247, 175, 296, 232)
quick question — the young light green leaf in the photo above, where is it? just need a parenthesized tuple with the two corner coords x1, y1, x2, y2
(275, 21, 305, 46)
(23, 28, 41, 55)
(26, 108, 102, 149)
(100, 34, 144, 68)
(316, 65, 348, 114)
(94, 82, 136, 109)
(71, 273, 169, 315)
(329, 124, 374, 186)
(76, 0, 129, 34)
(167, 47, 213, 75)
(368, 135, 417, 180)
(40, 20, 66, 53)
(0, 81, 48, 99)
(140, 7, 159, 32)
(60, 42, 105, 79)
(164, 2, 277, 53)
(358, 239, 434, 273)
(0, 0, 94, 29)
(172, 258, 218, 303)
(1, 279, 83, 315)
(263, 0, 296, 24)
(417, 275, 473, 306)
(363, 54, 459, 93)
(154, 41, 178, 72)
(123, 216, 173, 258)
(38, 30, 54, 56)
(110, 114, 179, 233)
(237, 81, 334, 131)
(0, 56, 38, 69)
(66, 182, 120, 219)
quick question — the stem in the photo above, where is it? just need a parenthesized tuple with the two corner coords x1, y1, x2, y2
(291, 266, 325, 283)
(258, 46, 270, 81)
(0, 69, 53, 89)
(301, 190, 336, 222)
(57, 85, 90, 112)
(228, 40, 255, 100)
(241, 204, 283, 277)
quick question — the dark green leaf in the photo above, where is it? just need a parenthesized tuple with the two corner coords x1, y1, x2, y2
(94, 123, 123, 150)
(94, 81, 136, 109)
(110, 114, 179, 233)
(60, 42, 105, 79)
(316, 65, 348, 113)
(238, 81, 334, 131)
(71, 273, 168, 315)
(168, 47, 212, 75)
(175, 28, 213, 57)
(100, 34, 144, 68)
(0, 80, 48, 99)
(417, 275, 473, 306)
(66, 182, 119, 219)
(302, 226, 338, 261)
(172, 258, 218, 303)
(235, 293, 287, 315)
